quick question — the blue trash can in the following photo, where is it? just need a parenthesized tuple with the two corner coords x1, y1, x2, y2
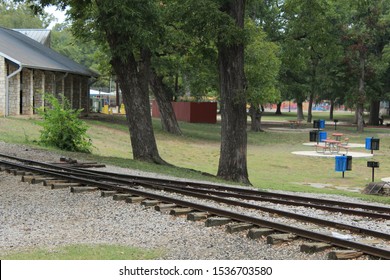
(365, 137, 372, 150)
(335, 155, 347, 172)
(319, 119, 325, 129)
(319, 131, 327, 142)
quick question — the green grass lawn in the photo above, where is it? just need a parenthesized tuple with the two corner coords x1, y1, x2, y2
(1, 112, 389, 259)
(1, 113, 390, 203)
(0, 244, 161, 260)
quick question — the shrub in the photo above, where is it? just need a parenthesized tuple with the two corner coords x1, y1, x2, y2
(37, 94, 92, 153)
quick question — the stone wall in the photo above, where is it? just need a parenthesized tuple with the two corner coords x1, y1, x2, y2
(8, 64, 20, 116)
(0, 58, 91, 116)
(80, 77, 89, 113)
(44, 72, 55, 108)
(72, 75, 80, 109)
(21, 68, 34, 115)
(33, 70, 45, 112)
(64, 74, 74, 106)
(0, 56, 6, 116)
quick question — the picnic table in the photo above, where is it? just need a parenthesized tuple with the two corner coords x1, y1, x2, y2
(315, 139, 350, 154)
(332, 133, 343, 141)
(288, 120, 302, 129)
(323, 139, 341, 153)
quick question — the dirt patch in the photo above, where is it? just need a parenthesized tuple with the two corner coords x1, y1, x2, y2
(296, 182, 362, 193)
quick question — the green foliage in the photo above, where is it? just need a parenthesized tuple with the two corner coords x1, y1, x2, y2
(51, 23, 110, 89)
(37, 94, 92, 153)
(245, 19, 281, 105)
(0, 0, 53, 28)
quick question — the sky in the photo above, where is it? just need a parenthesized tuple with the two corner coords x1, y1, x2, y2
(44, 5, 67, 29)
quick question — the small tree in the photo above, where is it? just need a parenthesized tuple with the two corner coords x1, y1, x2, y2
(37, 94, 92, 153)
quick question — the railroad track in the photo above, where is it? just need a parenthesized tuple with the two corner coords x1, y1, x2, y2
(1, 153, 390, 259)
(1, 152, 389, 219)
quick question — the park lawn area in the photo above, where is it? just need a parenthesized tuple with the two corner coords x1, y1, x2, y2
(1, 113, 390, 205)
(1, 113, 389, 259)
(0, 244, 162, 260)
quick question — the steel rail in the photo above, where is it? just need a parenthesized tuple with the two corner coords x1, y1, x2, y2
(162, 185, 390, 220)
(76, 167, 390, 214)
(1, 158, 390, 238)
(1, 152, 389, 214)
(2, 159, 390, 251)
(39, 166, 390, 219)
(2, 160, 389, 259)
(52, 167, 390, 219)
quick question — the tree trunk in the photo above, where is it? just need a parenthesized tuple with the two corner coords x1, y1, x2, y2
(110, 50, 166, 164)
(357, 55, 366, 132)
(307, 93, 313, 123)
(297, 102, 305, 120)
(149, 68, 183, 135)
(275, 102, 282, 115)
(368, 100, 380, 126)
(356, 102, 365, 132)
(307, 58, 317, 123)
(249, 103, 264, 132)
(217, 0, 250, 185)
(329, 99, 334, 120)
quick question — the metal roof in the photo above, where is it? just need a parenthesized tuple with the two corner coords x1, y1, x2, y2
(0, 27, 98, 77)
(13, 29, 51, 47)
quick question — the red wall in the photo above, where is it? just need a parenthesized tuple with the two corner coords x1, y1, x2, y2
(152, 101, 217, 124)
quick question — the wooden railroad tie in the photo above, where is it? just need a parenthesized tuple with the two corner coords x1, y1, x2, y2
(169, 207, 193, 216)
(113, 194, 133, 201)
(300, 242, 333, 254)
(51, 182, 83, 189)
(205, 217, 232, 227)
(101, 191, 118, 197)
(226, 223, 254, 234)
(247, 228, 275, 239)
(267, 233, 297, 245)
(22, 176, 55, 184)
(70, 186, 99, 193)
(187, 212, 209, 221)
(12, 170, 32, 176)
(327, 250, 364, 260)
(154, 203, 178, 212)
(125, 196, 145, 203)
(141, 200, 161, 207)
(43, 180, 69, 186)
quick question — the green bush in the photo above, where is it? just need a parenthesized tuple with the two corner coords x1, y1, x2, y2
(37, 94, 92, 153)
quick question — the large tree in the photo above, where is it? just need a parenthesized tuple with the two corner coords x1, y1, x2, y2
(216, 0, 249, 184)
(163, 0, 250, 183)
(282, 0, 344, 123)
(26, 0, 252, 183)
(26, 0, 166, 163)
(340, 0, 390, 131)
(245, 20, 280, 132)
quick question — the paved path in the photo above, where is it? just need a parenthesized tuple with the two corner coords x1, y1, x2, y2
(292, 151, 373, 158)
(302, 142, 365, 148)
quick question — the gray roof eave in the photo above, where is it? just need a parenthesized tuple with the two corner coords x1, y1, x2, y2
(0, 27, 99, 78)
(24, 64, 99, 77)
(0, 51, 22, 67)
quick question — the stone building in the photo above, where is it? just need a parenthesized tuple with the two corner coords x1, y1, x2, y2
(0, 27, 98, 117)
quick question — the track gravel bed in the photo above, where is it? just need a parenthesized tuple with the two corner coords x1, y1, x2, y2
(1, 141, 388, 259)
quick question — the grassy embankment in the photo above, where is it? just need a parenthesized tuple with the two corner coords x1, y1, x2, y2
(1, 112, 390, 202)
(1, 111, 389, 259)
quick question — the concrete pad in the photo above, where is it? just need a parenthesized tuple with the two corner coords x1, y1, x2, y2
(381, 177, 390, 183)
(292, 151, 373, 158)
(268, 127, 313, 132)
(302, 142, 365, 148)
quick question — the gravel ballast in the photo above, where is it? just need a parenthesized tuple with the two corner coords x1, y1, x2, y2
(0, 142, 388, 259)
